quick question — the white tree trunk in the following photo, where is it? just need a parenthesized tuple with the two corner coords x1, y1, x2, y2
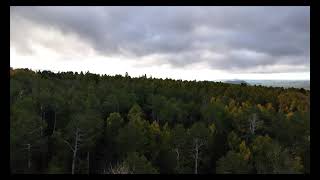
(27, 144, 31, 169)
(62, 126, 83, 174)
(249, 113, 258, 135)
(195, 141, 198, 174)
(72, 128, 79, 174)
(40, 105, 43, 136)
(53, 111, 56, 134)
(193, 138, 205, 174)
(87, 152, 90, 174)
(174, 148, 180, 172)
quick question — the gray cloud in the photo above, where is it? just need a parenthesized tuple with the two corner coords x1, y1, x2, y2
(10, 6, 310, 73)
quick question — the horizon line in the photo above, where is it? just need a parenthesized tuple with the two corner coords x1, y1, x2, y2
(10, 66, 310, 82)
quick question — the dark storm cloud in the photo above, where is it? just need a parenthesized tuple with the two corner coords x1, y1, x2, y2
(10, 6, 310, 73)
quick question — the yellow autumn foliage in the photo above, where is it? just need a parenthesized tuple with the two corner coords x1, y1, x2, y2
(239, 141, 251, 161)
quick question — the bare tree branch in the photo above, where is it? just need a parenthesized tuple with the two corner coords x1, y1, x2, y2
(107, 162, 132, 174)
(62, 139, 75, 153)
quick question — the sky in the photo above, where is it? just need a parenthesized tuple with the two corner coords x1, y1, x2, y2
(10, 6, 310, 81)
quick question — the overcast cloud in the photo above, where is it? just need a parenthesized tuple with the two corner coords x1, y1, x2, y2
(10, 6, 310, 76)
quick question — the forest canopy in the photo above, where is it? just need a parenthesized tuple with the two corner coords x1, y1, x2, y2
(10, 68, 310, 174)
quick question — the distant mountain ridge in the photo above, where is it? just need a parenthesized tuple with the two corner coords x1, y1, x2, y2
(223, 79, 310, 90)
(246, 80, 310, 90)
(223, 80, 248, 85)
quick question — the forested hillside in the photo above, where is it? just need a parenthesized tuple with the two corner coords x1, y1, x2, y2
(10, 68, 310, 174)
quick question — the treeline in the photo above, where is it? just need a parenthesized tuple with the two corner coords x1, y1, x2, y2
(10, 68, 310, 174)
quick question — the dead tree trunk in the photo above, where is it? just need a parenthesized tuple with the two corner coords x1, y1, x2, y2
(249, 113, 261, 136)
(71, 128, 80, 174)
(62, 127, 81, 174)
(40, 105, 43, 136)
(194, 140, 198, 174)
(87, 152, 90, 174)
(116, 99, 119, 113)
(192, 138, 205, 174)
(152, 110, 156, 122)
(53, 111, 56, 134)
(174, 148, 180, 172)
(53, 105, 57, 133)
(25, 143, 31, 169)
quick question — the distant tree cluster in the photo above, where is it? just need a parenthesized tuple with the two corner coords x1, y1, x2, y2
(10, 68, 310, 174)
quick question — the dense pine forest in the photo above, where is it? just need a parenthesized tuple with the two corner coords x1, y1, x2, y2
(10, 68, 310, 174)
